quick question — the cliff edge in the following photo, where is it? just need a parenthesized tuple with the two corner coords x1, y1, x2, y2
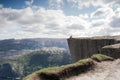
(24, 54, 114, 80)
(67, 35, 120, 62)
(66, 58, 120, 80)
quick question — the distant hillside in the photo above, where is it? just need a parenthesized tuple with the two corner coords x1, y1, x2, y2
(0, 38, 69, 60)
(0, 38, 68, 51)
(0, 47, 71, 80)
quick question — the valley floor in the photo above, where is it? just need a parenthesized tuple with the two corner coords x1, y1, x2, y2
(66, 59, 120, 80)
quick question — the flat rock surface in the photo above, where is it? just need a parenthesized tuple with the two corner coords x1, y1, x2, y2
(102, 43, 120, 49)
(66, 59, 120, 80)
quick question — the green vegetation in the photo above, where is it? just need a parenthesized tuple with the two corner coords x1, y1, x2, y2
(36, 58, 93, 74)
(24, 58, 94, 80)
(91, 54, 114, 62)
(24, 54, 115, 80)
(0, 47, 71, 78)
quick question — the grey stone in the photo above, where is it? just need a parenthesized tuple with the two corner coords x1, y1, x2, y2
(67, 35, 120, 62)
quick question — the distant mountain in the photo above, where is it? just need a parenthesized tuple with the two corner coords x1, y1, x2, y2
(0, 38, 68, 52)
(0, 38, 69, 60)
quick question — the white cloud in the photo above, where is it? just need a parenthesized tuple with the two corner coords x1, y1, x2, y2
(0, 6, 91, 39)
(114, 8, 120, 17)
(25, 0, 34, 6)
(91, 19, 106, 27)
(86, 6, 120, 37)
(91, 7, 113, 18)
(67, 0, 119, 9)
(0, 2, 120, 39)
(108, 8, 120, 28)
(49, 0, 64, 9)
(67, 24, 84, 30)
(110, 17, 120, 28)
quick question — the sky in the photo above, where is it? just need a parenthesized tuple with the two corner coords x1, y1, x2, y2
(0, 0, 120, 39)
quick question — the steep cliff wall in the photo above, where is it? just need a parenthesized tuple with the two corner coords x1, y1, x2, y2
(67, 38, 115, 62)
(101, 43, 120, 58)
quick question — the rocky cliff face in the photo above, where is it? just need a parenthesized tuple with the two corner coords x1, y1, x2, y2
(67, 36, 120, 62)
(102, 43, 120, 58)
